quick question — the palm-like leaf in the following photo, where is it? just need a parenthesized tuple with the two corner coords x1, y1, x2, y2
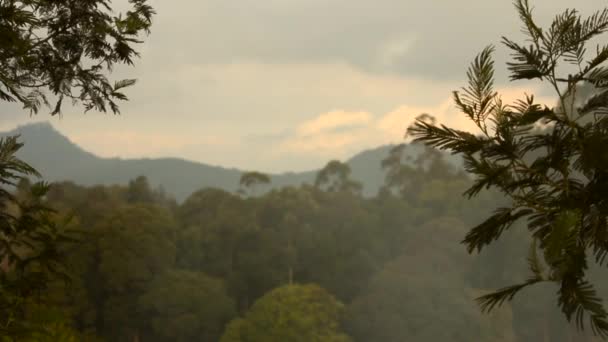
(407, 0, 608, 337)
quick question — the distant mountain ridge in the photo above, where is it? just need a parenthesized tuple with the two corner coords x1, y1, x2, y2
(1, 122, 459, 202)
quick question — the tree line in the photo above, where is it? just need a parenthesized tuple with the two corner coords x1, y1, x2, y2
(2, 146, 605, 341)
(2, 0, 608, 340)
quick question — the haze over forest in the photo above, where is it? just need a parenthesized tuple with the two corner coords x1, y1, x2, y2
(2, 0, 608, 341)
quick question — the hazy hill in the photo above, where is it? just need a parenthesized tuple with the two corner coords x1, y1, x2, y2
(2, 122, 459, 202)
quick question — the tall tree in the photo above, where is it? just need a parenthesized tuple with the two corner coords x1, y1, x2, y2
(315, 160, 362, 194)
(408, 0, 608, 336)
(239, 172, 271, 197)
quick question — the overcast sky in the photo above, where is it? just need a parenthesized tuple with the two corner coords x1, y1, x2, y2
(1, 0, 605, 172)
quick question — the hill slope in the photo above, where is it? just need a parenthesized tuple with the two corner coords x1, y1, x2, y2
(2, 122, 458, 201)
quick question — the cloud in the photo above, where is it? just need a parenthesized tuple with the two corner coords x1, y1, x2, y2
(297, 111, 372, 136)
(5, 60, 462, 172)
(2, 0, 600, 176)
(276, 84, 557, 164)
(5, 56, 559, 173)
(140, 0, 605, 81)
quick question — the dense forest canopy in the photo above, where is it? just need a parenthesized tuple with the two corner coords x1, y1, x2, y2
(1, 144, 606, 341)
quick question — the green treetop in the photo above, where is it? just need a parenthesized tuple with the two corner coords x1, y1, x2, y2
(220, 284, 352, 342)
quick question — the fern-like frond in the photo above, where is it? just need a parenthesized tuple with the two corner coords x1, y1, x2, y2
(503, 38, 551, 80)
(583, 46, 608, 83)
(462, 207, 533, 253)
(580, 89, 608, 115)
(452, 46, 497, 133)
(558, 279, 608, 337)
(580, 8, 608, 42)
(113, 78, 137, 90)
(461, 155, 514, 198)
(514, 0, 544, 44)
(476, 277, 544, 313)
(408, 120, 487, 154)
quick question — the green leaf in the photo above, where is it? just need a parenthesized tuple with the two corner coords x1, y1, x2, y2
(502, 38, 551, 80)
(476, 277, 544, 313)
(462, 207, 532, 253)
(558, 279, 608, 337)
(452, 46, 497, 128)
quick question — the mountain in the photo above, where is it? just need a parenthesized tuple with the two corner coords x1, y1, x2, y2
(1, 122, 460, 202)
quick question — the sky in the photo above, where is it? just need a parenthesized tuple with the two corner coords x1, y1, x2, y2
(1, 0, 605, 173)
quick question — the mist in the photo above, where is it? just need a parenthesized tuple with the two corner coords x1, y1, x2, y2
(2, 0, 608, 341)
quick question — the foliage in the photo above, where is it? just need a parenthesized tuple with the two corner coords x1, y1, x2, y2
(0, 0, 155, 339)
(138, 270, 236, 342)
(219, 284, 352, 342)
(126, 175, 155, 204)
(7, 139, 590, 340)
(408, 0, 608, 337)
(96, 204, 177, 341)
(0, 0, 154, 114)
(0, 136, 75, 340)
(381, 126, 468, 208)
(17, 154, 580, 340)
(315, 160, 362, 194)
(345, 252, 514, 341)
(14, 304, 82, 342)
(239, 172, 271, 197)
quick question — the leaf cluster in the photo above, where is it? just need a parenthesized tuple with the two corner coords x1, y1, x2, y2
(314, 160, 362, 195)
(0, 136, 76, 340)
(0, 0, 154, 114)
(408, 0, 608, 337)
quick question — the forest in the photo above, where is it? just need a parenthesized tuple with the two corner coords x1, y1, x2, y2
(0, 143, 605, 341)
(2, 0, 608, 341)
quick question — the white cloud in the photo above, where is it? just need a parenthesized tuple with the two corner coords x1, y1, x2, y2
(275, 84, 557, 165)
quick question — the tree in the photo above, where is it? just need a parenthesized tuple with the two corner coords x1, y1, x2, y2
(17, 304, 85, 342)
(126, 175, 155, 204)
(219, 284, 351, 342)
(1, 0, 154, 337)
(175, 188, 276, 312)
(137, 270, 236, 342)
(95, 204, 176, 341)
(381, 124, 467, 206)
(239, 172, 271, 197)
(408, 0, 608, 336)
(314, 160, 362, 194)
(0, 137, 74, 340)
(0, 0, 154, 115)
(345, 259, 514, 342)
